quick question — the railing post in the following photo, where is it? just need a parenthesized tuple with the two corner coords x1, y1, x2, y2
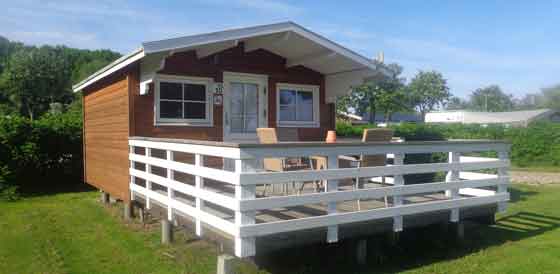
(234, 158, 257, 258)
(497, 150, 509, 212)
(145, 147, 152, 209)
(166, 150, 174, 221)
(446, 151, 461, 222)
(129, 145, 135, 201)
(393, 153, 405, 232)
(195, 153, 205, 237)
(326, 153, 339, 243)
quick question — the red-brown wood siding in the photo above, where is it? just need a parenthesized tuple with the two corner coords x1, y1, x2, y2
(83, 71, 132, 202)
(132, 43, 334, 141)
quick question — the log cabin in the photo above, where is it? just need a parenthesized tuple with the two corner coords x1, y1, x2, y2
(73, 22, 510, 258)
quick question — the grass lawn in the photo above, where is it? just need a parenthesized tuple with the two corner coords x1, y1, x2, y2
(1, 183, 559, 274)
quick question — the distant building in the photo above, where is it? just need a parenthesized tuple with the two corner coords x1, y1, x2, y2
(338, 111, 422, 125)
(425, 109, 560, 127)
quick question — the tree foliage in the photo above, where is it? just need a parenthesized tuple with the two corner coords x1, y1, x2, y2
(408, 70, 451, 118)
(0, 36, 120, 119)
(469, 85, 514, 112)
(337, 63, 410, 122)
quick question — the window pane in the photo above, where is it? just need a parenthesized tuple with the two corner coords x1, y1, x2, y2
(245, 84, 258, 115)
(160, 101, 182, 118)
(297, 91, 313, 121)
(230, 83, 244, 115)
(279, 89, 296, 105)
(280, 105, 296, 121)
(184, 84, 206, 101)
(245, 114, 257, 132)
(160, 82, 182, 100)
(230, 117, 244, 133)
(184, 102, 206, 119)
(298, 91, 313, 105)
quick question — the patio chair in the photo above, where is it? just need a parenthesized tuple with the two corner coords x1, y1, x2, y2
(256, 128, 312, 195)
(343, 128, 394, 210)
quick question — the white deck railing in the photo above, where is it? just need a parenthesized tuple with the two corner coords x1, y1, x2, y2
(128, 137, 510, 258)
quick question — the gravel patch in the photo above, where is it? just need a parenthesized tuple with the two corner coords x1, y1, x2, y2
(511, 171, 560, 185)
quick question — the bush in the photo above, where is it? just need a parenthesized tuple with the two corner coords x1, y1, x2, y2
(336, 120, 560, 169)
(0, 110, 82, 200)
(336, 121, 445, 184)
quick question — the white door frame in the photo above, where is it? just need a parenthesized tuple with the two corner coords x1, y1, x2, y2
(222, 71, 268, 142)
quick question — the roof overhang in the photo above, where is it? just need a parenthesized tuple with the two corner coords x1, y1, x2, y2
(73, 21, 388, 102)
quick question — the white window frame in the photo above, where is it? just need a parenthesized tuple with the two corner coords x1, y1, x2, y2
(154, 74, 213, 126)
(276, 83, 320, 128)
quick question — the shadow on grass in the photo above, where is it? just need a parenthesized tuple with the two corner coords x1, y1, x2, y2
(256, 211, 560, 274)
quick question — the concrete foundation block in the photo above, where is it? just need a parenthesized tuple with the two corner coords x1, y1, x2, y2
(455, 222, 465, 240)
(356, 239, 367, 265)
(161, 219, 173, 244)
(123, 202, 132, 221)
(217, 254, 236, 274)
(100, 191, 110, 204)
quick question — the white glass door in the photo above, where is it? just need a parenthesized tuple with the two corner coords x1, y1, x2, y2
(223, 72, 267, 142)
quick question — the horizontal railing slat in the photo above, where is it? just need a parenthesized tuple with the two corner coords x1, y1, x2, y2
(239, 177, 509, 211)
(129, 154, 239, 185)
(130, 183, 238, 236)
(239, 160, 509, 185)
(130, 168, 238, 210)
(239, 193, 510, 237)
(239, 142, 510, 158)
(129, 139, 242, 159)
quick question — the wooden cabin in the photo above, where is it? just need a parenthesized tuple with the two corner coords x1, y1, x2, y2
(74, 22, 510, 258)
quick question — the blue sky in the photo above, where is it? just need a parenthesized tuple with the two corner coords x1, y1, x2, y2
(2, 0, 559, 98)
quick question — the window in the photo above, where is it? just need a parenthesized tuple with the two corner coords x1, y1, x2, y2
(156, 75, 212, 125)
(277, 83, 319, 127)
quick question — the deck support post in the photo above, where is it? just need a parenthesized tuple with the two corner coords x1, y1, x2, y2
(497, 151, 509, 212)
(388, 231, 400, 246)
(453, 221, 465, 240)
(392, 153, 405, 232)
(446, 151, 461, 223)
(217, 254, 236, 274)
(326, 153, 339, 243)
(161, 218, 173, 244)
(123, 202, 132, 221)
(195, 154, 205, 237)
(356, 239, 367, 265)
(234, 159, 257, 258)
(100, 191, 110, 204)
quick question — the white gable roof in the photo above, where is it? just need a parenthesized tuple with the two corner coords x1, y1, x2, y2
(73, 21, 386, 101)
(426, 109, 558, 125)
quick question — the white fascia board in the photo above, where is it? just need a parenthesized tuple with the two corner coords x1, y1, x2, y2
(142, 22, 295, 54)
(72, 48, 145, 92)
(142, 21, 388, 76)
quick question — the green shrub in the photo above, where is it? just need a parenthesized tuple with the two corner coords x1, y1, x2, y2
(0, 110, 82, 199)
(336, 120, 560, 169)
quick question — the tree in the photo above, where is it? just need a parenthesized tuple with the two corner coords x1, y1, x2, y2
(540, 85, 560, 110)
(408, 70, 451, 119)
(2, 47, 72, 120)
(344, 63, 408, 123)
(446, 96, 470, 110)
(469, 85, 513, 112)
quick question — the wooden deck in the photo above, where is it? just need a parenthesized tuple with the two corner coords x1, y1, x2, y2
(128, 137, 510, 257)
(133, 191, 495, 255)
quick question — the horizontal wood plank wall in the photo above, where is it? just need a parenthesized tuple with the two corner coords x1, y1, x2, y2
(132, 42, 334, 141)
(83, 72, 131, 202)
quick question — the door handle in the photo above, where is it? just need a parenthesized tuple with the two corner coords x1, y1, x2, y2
(225, 112, 228, 126)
